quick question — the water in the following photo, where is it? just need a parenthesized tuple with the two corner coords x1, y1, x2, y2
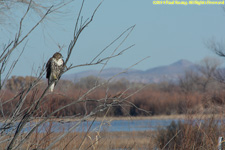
(0, 119, 186, 133)
(2, 118, 220, 133)
(17, 119, 183, 133)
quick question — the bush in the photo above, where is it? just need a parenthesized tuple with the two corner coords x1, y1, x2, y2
(155, 121, 183, 149)
(155, 117, 223, 150)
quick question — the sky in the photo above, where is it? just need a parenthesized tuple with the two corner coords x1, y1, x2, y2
(1, 0, 225, 77)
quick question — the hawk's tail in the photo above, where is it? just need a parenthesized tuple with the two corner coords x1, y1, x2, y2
(50, 82, 55, 92)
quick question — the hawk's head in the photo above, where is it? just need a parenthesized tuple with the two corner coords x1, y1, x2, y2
(53, 52, 63, 60)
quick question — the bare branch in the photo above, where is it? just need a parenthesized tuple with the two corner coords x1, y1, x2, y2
(0, 4, 53, 63)
(16, 0, 33, 45)
(206, 39, 225, 57)
(64, 0, 103, 65)
(0, 1, 150, 149)
(90, 25, 135, 64)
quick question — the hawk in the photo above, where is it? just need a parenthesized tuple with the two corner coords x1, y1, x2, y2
(46, 52, 64, 92)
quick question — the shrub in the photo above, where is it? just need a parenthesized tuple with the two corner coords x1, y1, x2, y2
(155, 117, 223, 150)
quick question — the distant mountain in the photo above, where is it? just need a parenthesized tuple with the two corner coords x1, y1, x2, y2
(62, 59, 196, 83)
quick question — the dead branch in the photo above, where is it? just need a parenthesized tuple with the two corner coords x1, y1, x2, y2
(0, 3, 53, 64)
(0, 0, 150, 149)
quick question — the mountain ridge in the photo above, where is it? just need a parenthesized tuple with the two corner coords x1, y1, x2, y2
(62, 59, 196, 83)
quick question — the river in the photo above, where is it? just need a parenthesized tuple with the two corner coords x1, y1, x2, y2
(23, 119, 183, 133)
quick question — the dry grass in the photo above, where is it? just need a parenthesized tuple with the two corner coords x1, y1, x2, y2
(0, 130, 155, 150)
(1, 114, 224, 149)
(155, 114, 225, 150)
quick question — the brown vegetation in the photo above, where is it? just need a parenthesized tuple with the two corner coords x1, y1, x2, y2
(2, 71, 225, 118)
(0, 130, 155, 150)
(155, 115, 225, 150)
(1, 0, 225, 149)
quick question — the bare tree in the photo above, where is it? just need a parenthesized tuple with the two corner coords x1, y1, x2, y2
(207, 39, 225, 57)
(0, 0, 148, 149)
(179, 57, 222, 93)
(206, 39, 225, 83)
(179, 70, 200, 93)
(197, 57, 222, 92)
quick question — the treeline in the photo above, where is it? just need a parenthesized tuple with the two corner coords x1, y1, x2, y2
(2, 62, 225, 117)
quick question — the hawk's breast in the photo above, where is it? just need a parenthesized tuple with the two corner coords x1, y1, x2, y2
(54, 58, 63, 66)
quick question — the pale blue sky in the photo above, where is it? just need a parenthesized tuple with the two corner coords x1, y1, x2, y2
(1, 0, 225, 77)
